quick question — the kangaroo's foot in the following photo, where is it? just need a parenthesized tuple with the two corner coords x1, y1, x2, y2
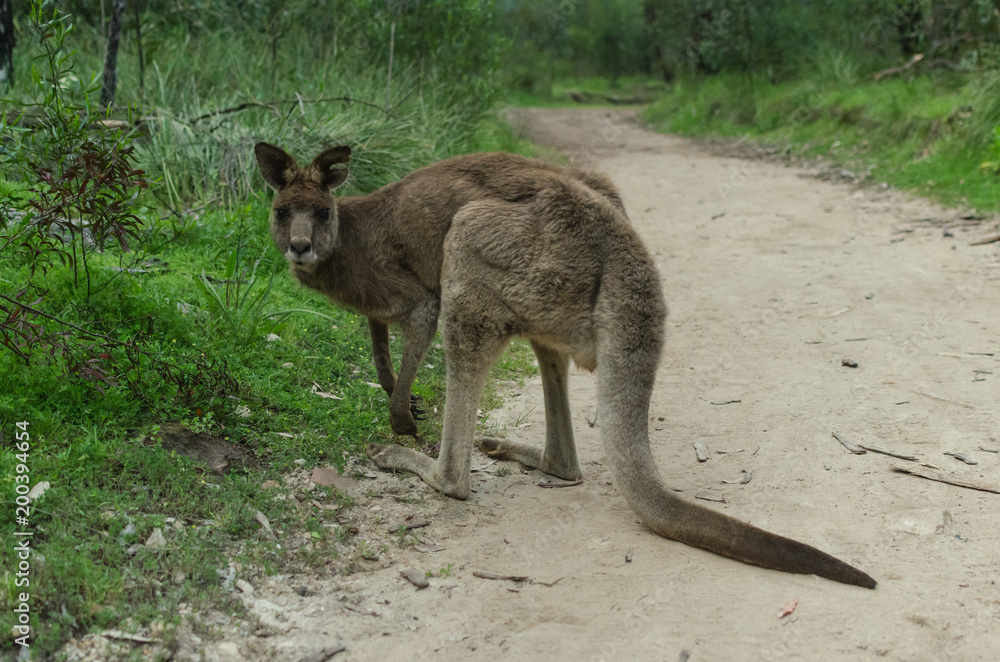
(367, 443, 470, 499)
(479, 437, 583, 481)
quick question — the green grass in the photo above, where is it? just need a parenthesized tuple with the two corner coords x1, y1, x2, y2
(644, 70, 1000, 212)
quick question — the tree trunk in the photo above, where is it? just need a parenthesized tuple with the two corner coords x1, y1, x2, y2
(0, 0, 14, 89)
(100, 0, 127, 108)
(133, 0, 144, 95)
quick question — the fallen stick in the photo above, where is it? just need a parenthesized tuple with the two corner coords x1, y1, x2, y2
(832, 432, 866, 454)
(969, 236, 1000, 246)
(102, 630, 156, 643)
(891, 464, 1000, 495)
(538, 479, 583, 488)
(298, 644, 347, 662)
(857, 444, 918, 462)
(391, 519, 430, 532)
(979, 446, 1000, 454)
(474, 571, 531, 583)
(944, 451, 978, 465)
(343, 604, 378, 617)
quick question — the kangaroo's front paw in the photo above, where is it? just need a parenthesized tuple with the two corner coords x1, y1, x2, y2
(390, 410, 419, 437)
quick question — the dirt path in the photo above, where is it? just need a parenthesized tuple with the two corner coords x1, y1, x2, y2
(215, 108, 998, 662)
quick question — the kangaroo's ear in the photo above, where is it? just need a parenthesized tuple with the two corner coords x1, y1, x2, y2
(308, 145, 352, 190)
(255, 142, 299, 190)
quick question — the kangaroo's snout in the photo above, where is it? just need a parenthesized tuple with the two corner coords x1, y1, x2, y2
(289, 236, 312, 258)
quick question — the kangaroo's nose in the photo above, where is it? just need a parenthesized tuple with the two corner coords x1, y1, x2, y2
(289, 237, 312, 256)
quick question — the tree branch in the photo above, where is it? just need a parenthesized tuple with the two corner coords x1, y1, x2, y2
(189, 96, 394, 124)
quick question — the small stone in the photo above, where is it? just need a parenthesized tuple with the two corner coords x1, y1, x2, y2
(218, 642, 241, 659)
(235, 579, 254, 595)
(400, 569, 429, 589)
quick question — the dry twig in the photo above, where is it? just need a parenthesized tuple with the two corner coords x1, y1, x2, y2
(832, 432, 866, 454)
(891, 464, 1000, 495)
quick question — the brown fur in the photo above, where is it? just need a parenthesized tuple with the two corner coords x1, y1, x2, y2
(255, 143, 877, 589)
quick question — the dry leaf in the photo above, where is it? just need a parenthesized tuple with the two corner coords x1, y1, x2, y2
(778, 598, 798, 619)
(311, 382, 344, 400)
(27, 481, 51, 501)
(145, 528, 167, 549)
(254, 510, 273, 535)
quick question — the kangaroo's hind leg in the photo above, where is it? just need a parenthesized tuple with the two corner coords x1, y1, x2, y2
(480, 340, 583, 481)
(368, 303, 509, 499)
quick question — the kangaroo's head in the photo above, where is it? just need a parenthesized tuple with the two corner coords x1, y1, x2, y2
(254, 142, 351, 273)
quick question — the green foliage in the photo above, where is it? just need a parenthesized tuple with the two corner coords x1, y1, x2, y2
(190, 208, 287, 346)
(503, 0, 1000, 89)
(980, 126, 1000, 174)
(505, 0, 652, 96)
(1, 2, 149, 300)
(6, 1, 511, 209)
(644, 71, 1000, 211)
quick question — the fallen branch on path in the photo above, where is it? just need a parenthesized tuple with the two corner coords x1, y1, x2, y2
(891, 464, 1000, 495)
(473, 571, 565, 587)
(857, 444, 918, 462)
(832, 432, 866, 454)
(473, 571, 530, 583)
(538, 479, 582, 488)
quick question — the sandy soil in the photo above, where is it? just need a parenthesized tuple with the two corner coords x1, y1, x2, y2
(180, 108, 997, 662)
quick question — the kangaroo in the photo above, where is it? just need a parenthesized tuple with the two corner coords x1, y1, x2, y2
(254, 143, 877, 589)
(254, 143, 625, 436)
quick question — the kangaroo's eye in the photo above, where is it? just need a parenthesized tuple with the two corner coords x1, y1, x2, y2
(315, 208, 330, 222)
(274, 208, 289, 222)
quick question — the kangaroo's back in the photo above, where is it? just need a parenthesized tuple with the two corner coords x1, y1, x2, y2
(335, 152, 626, 298)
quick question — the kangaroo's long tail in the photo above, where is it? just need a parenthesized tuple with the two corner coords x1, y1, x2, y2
(594, 243, 876, 589)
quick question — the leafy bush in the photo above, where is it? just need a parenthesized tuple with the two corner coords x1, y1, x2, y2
(1, 3, 148, 296)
